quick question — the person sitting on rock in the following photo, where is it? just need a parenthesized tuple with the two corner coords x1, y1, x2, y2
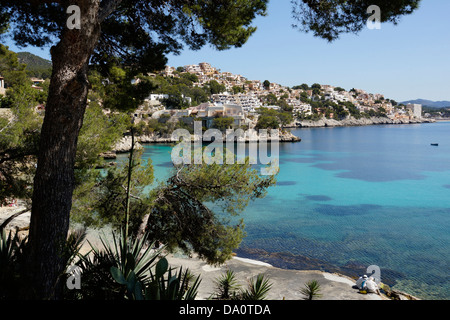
(365, 277, 380, 295)
(356, 275, 368, 290)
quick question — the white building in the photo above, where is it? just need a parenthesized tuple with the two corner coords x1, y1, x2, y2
(147, 94, 192, 106)
(188, 103, 245, 129)
(406, 104, 423, 119)
(161, 66, 176, 77)
(211, 93, 262, 112)
(293, 103, 312, 115)
(184, 64, 202, 75)
(0, 76, 5, 95)
(148, 94, 169, 101)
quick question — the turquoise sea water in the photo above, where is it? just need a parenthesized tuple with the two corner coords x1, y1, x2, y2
(123, 122, 450, 300)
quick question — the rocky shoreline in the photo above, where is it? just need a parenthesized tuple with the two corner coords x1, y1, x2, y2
(233, 246, 420, 300)
(108, 130, 301, 155)
(0, 204, 420, 300)
(291, 116, 434, 128)
(106, 118, 434, 157)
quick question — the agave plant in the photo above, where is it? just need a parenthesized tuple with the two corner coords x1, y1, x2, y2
(67, 229, 161, 300)
(0, 229, 29, 299)
(241, 274, 273, 300)
(110, 256, 201, 300)
(211, 269, 241, 300)
(300, 279, 322, 300)
(142, 257, 201, 300)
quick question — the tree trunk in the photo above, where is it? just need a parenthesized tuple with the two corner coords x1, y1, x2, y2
(27, 0, 101, 299)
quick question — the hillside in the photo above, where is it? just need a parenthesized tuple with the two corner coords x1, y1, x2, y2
(17, 52, 52, 79)
(401, 99, 450, 108)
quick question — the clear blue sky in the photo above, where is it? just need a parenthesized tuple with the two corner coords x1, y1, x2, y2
(3, 0, 450, 102)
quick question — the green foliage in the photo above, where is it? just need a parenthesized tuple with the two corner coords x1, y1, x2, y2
(299, 279, 322, 300)
(241, 274, 273, 300)
(232, 85, 245, 94)
(89, 65, 157, 113)
(72, 231, 200, 301)
(76, 102, 129, 168)
(67, 230, 161, 300)
(341, 101, 361, 119)
(256, 115, 280, 130)
(110, 256, 201, 301)
(180, 72, 199, 84)
(144, 258, 201, 300)
(2, 1, 269, 75)
(206, 80, 226, 95)
(211, 271, 272, 300)
(71, 149, 154, 235)
(16, 51, 51, 69)
(256, 107, 293, 129)
(16, 51, 52, 79)
(0, 227, 87, 299)
(151, 74, 209, 107)
(73, 142, 275, 266)
(377, 107, 388, 117)
(0, 84, 42, 205)
(292, 0, 421, 42)
(0, 44, 29, 88)
(1, 222, 199, 300)
(0, 229, 29, 299)
(263, 93, 278, 106)
(331, 103, 350, 120)
(300, 91, 310, 103)
(162, 92, 191, 110)
(212, 270, 241, 300)
(148, 156, 276, 265)
(277, 110, 294, 126)
(184, 1, 268, 50)
(312, 88, 321, 95)
(292, 83, 310, 90)
(303, 99, 356, 121)
(212, 117, 234, 131)
(0, 70, 127, 204)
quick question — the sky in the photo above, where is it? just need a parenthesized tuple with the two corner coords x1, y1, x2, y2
(3, 0, 450, 102)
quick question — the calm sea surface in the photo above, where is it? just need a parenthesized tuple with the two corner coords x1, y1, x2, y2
(124, 122, 450, 300)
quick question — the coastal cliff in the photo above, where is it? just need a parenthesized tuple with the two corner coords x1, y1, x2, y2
(110, 130, 300, 154)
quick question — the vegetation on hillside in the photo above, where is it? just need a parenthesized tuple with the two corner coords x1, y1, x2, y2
(17, 52, 52, 79)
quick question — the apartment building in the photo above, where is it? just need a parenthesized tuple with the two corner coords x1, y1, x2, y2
(293, 103, 312, 115)
(211, 93, 262, 112)
(198, 62, 218, 76)
(184, 64, 203, 75)
(406, 104, 423, 119)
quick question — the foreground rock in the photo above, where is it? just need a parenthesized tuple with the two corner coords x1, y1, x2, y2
(167, 253, 386, 300)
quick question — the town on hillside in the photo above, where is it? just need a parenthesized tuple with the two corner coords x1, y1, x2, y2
(1, 60, 427, 135)
(129, 62, 425, 132)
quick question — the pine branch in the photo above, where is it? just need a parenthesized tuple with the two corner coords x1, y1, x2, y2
(99, 0, 123, 22)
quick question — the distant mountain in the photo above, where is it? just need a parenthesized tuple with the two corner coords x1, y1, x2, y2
(17, 52, 52, 79)
(401, 99, 450, 108)
(17, 52, 51, 69)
